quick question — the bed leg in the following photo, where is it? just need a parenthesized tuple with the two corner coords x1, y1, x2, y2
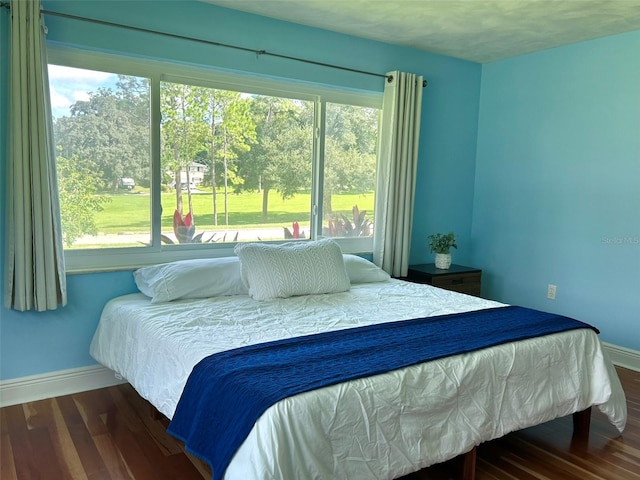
(457, 446, 476, 480)
(150, 404, 164, 421)
(572, 407, 592, 443)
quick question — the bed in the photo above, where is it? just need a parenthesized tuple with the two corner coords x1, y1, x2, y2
(89, 242, 627, 480)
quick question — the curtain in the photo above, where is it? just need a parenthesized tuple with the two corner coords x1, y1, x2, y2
(4, 0, 67, 311)
(373, 71, 423, 278)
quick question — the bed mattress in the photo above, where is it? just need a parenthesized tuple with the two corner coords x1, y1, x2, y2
(90, 279, 627, 480)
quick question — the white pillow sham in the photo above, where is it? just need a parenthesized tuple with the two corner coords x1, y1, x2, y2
(343, 254, 390, 283)
(234, 239, 351, 301)
(133, 256, 248, 304)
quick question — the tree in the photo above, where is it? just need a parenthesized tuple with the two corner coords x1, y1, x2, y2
(322, 103, 378, 215)
(198, 88, 256, 225)
(235, 96, 313, 222)
(53, 76, 150, 191)
(56, 155, 109, 247)
(160, 82, 208, 215)
(114, 75, 152, 187)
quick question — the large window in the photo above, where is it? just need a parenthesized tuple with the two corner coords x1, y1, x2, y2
(48, 49, 381, 271)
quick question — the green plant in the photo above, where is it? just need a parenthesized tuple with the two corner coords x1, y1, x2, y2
(427, 232, 457, 254)
(323, 205, 372, 237)
(57, 155, 110, 247)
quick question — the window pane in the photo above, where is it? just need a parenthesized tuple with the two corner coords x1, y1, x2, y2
(160, 81, 314, 245)
(49, 65, 151, 249)
(322, 103, 379, 238)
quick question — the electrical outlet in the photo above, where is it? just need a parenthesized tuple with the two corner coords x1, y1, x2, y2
(547, 284, 557, 300)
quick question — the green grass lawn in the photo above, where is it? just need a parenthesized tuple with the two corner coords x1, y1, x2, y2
(95, 190, 375, 234)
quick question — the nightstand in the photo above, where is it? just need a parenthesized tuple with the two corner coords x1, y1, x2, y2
(406, 264, 482, 297)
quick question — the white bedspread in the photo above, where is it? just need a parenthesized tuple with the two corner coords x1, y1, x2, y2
(90, 279, 627, 480)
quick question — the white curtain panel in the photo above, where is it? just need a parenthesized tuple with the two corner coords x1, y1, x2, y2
(373, 71, 423, 278)
(4, 0, 67, 311)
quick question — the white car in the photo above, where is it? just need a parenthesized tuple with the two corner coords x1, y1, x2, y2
(119, 177, 136, 190)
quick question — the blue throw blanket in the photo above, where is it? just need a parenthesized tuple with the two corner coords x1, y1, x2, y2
(167, 306, 597, 480)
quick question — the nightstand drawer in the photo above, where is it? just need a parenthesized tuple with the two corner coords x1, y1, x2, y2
(431, 272, 481, 296)
(406, 264, 482, 297)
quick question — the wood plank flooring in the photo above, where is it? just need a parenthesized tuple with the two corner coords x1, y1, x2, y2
(1, 366, 638, 480)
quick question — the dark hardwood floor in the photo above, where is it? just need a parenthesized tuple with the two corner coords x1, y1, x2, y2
(1, 366, 638, 480)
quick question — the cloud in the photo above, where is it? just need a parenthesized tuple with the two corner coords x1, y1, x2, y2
(48, 65, 118, 117)
(49, 87, 70, 110)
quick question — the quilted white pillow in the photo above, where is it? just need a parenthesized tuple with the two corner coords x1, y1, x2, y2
(343, 254, 390, 283)
(133, 256, 248, 304)
(234, 239, 351, 301)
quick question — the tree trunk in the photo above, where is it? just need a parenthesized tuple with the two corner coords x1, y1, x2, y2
(175, 167, 183, 214)
(323, 190, 333, 218)
(211, 162, 218, 226)
(210, 102, 218, 226)
(262, 187, 269, 223)
(223, 133, 229, 226)
(186, 166, 193, 215)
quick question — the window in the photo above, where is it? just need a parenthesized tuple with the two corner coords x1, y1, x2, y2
(48, 48, 381, 271)
(49, 65, 151, 249)
(322, 103, 378, 239)
(159, 79, 315, 244)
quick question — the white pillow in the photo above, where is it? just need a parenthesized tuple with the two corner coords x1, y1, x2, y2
(343, 254, 390, 283)
(133, 257, 248, 304)
(234, 239, 351, 301)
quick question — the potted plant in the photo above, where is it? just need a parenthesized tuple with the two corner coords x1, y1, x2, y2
(427, 232, 457, 269)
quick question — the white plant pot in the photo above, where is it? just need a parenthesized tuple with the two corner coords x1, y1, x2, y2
(435, 253, 451, 270)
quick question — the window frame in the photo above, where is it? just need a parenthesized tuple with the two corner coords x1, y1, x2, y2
(48, 46, 382, 273)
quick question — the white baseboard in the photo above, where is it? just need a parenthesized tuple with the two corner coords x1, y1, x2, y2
(1, 344, 638, 408)
(603, 342, 640, 372)
(0, 365, 126, 408)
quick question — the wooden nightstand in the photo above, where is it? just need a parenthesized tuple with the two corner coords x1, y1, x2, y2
(406, 264, 482, 297)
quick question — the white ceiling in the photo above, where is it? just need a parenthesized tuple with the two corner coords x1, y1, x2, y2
(204, 0, 640, 63)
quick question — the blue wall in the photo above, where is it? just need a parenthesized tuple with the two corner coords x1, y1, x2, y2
(473, 30, 640, 350)
(0, 1, 482, 380)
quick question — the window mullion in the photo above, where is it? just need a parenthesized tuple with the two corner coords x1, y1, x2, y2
(312, 99, 326, 239)
(151, 75, 162, 249)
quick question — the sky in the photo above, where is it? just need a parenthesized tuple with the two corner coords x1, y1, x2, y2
(48, 64, 119, 118)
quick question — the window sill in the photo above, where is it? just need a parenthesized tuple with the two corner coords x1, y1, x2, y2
(64, 237, 373, 273)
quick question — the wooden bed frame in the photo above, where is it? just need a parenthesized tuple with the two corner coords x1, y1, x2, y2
(456, 407, 592, 480)
(150, 404, 593, 480)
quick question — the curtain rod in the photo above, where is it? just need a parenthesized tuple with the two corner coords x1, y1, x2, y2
(0, 1, 428, 88)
